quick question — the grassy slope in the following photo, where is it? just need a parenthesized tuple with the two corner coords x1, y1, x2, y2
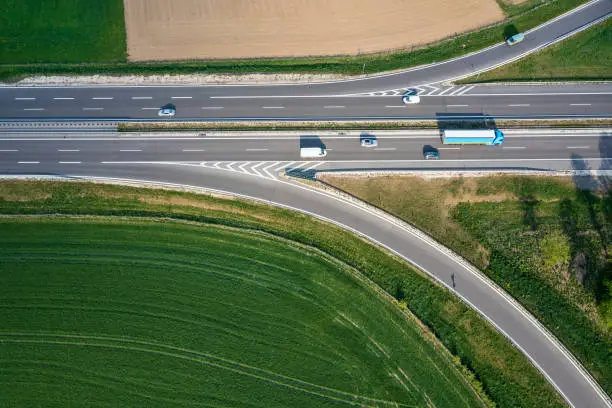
(464, 18, 612, 82)
(0, 180, 564, 408)
(0, 0, 586, 81)
(320, 174, 612, 394)
(0, 217, 485, 407)
(0, 0, 126, 63)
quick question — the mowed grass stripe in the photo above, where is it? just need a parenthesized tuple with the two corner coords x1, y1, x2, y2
(0, 217, 484, 407)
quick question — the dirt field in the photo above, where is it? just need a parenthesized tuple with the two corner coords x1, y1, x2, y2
(124, 0, 505, 61)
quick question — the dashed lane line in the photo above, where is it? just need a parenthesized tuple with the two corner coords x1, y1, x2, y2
(503, 146, 527, 149)
(119, 149, 142, 152)
(324, 106, 346, 109)
(57, 149, 80, 152)
(374, 147, 397, 151)
(202, 107, 224, 110)
(567, 146, 590, 149)
(59, 161, 82, 164)
(82, 108, 104, 111)
(246, 148, 269, 151)
(570, 103, 592, 106)
(14, 97, 36, 101)
(92, 97, 114, 100)
(171, 96, 193, 99)
(53, 97, 75, 100)
(23, 108, 44, 111)
(262, 106, 285, 109)
(132, 96, 153, 100)
(182, 149, 205, 152)
(18, 161, 39, 164)
(508, 104, 531, 107)
(447, 104, 469, 107)
(0, 149, 19, 152)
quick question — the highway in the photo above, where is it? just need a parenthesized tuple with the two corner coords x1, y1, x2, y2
(2, 137, 609, 407)
(0, 0, 611, 406)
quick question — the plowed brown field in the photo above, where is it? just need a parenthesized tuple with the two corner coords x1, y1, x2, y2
(124, 0, 505, 61)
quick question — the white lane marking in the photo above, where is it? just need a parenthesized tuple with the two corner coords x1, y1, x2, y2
(171, 96, 193, 99)
(250, 161, 267, 177)
(508, 104, 531, 107)
(14, 97, 36, 101)
(23, 108, 45, 111)
(238, 162, 251, 173)
(502, 146, 527, 149)
(567, 146, 590, 149)
(182, 149, 205, 152)
(92, 97, 114, 100)
(202, 106, 224, 110)
(18, 161, 39, 164)
(447, 104, 469, 107)
(59, 161, 82, 164)
(141, 108, 159, 110)
(263, 161, 281, 178)
(275, 161, 294, 171)
(324, 106, 346, 109)
(132, 96, 153, 100)
(374, 147, 397, 151)
(246, 148, 268, 151)
(262, 106, 285, 109)
(53, 97, 75, 100)
(226, 162, 238, 171)
(437, 87, 454, 96)
(438, 147, 460, 150)
(570, 103, 592, 106)
(57, 149, 80, 152)
(82, 107, 104, 111)
(302, 162, 325, 171)
(119, 149, 142, 152)
(0, 149, 19, 152)
(458, 85, 475, 95)
(385, 105, 406, 108)
(449, 86, 468, 96)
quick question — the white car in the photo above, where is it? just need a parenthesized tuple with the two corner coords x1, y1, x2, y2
(402, 95, 421, 104)
(360, 138, 378, 147)
(158, 107, 176, 117)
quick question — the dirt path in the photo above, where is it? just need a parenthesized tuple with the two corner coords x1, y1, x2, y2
(124, 0, 504, 61)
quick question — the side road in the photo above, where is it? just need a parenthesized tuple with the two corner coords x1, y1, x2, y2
(4, 164, 611, 408)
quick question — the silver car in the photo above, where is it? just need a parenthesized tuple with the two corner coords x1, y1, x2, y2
(158, 107, 176, 117)
(360, 138, 378, 147)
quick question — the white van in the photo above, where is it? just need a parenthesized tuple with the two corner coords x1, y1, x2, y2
(300, 147, 327, 158)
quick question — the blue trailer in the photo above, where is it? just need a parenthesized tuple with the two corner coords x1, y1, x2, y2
(442, 129, 504, 145)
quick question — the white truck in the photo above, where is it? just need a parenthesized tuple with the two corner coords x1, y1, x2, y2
(300, 147, 327, 158)
(441, 129, 504, 145)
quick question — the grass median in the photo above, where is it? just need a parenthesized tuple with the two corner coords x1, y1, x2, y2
(0, 0, 587, 82)
(0, 180, 565, 408)
(320, 174, 612, 395)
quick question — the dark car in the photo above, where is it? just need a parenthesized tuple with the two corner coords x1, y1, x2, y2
(424, 150, 440, 160)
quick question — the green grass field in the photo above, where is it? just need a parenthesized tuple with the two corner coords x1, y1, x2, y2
(464, 18, 612, 82)
(0, 180, 565, 408)
(0, 217, 487, 407)
(0, 0, 126, 64)
(322, 174, 612, 394)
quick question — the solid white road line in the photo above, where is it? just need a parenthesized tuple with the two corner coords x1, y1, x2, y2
(570, 103, 592, 106)
(57, 149, 80, 152)
(246, 148, 268, 151)
(567, 146, 590, 149)
(120, 149, 142, 152)
(59, 161, 82, 164)
(23, 108, 44, 111)
(132, 96, 153, 100)
(18, 161, 39, 164)
(53, 97, 75, 100)
(14, 97, 36, 101)
(92, 97, 114, 100)
(202, 107, 224, 110)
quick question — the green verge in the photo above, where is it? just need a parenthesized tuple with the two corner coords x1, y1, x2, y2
(0, 217, 487, 407)
(0, 0, 586, 81)
(0, 180, 565, 408)
(319, 174, 612, 394)
(0, 0, 126, 64)
(461, 18, 612, 83)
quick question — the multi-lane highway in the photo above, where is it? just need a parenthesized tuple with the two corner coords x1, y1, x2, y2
(1, 0, 611, 122)
(1, 0, 611, 406)
(2, 129, 610, 407)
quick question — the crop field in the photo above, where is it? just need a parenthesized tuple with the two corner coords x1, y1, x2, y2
(0, 217, 485, 407)
(123, 0, 503, 60)
(0, 0, 126, 64)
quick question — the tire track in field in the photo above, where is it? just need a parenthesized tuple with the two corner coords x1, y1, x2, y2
(0, 333, 415, 408)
